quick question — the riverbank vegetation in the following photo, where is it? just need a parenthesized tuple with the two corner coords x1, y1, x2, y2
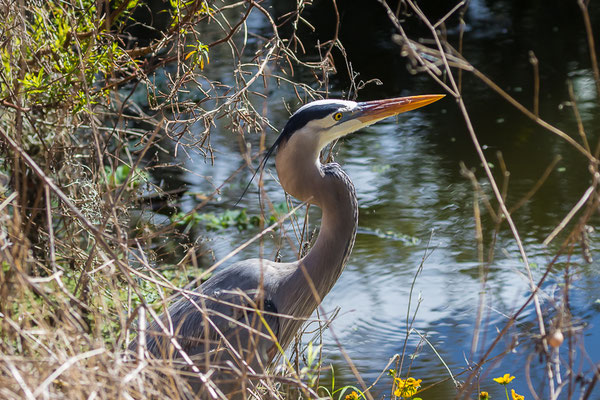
(0, 0, 344, 398)
(1, 0, 600, 399)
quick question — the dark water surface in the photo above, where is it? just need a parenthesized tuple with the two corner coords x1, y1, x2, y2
(150, 1, 600, 398)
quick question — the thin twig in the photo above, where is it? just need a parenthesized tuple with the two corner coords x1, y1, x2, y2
(577, 0, 600, 98)
(543, 186, 595, 246)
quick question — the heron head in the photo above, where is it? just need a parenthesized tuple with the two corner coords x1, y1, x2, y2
(275, 95, 445, 155)
(237, 94, 444, 205)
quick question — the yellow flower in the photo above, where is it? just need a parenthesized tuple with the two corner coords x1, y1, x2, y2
(479, 391, 490, 400)
(394, 377, 422, 398)
(345, 391, 359, 400)
(406, 377, 422, 387)
(511, 389, 525, 400)
(493, 373, 516, 385)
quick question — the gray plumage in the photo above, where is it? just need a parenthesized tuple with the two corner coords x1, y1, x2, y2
(129, 95, 443, 398)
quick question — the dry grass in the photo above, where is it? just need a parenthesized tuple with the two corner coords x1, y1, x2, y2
(1, 0, 600, 399)
(0, 0, 343, 398)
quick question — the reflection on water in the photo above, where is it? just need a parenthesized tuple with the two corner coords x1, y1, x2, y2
(152, 1, 600, 398)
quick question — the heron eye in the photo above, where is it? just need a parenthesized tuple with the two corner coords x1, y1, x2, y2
(333, 112, 343, 121)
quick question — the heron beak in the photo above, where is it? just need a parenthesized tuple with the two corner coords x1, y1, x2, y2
(355, 94, 445, 124)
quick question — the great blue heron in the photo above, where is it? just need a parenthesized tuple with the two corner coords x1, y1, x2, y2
(130, 94, 444, 398)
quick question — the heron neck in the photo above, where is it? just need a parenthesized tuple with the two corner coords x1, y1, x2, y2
(297, 163, 358, 303)
(274, 145, 358, 349)
(275, 140, 358, 310)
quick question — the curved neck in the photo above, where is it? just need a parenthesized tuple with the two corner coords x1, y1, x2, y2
(301, 163, 358, 297)
(275, 141, 358, 307)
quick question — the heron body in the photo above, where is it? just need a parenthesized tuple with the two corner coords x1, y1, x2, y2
(132, 95, 443, 398)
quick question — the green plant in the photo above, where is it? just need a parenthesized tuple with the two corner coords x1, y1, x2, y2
(170, 202, 294, 232)
(103, 164, 149, 189)
(318, 364, 366, 400)
(171, 208, 260, 231)
(300, 341, 322, 388)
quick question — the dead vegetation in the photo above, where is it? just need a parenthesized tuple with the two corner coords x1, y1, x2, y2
(0, 0, 341, 398)
(1, 0, 600, 399)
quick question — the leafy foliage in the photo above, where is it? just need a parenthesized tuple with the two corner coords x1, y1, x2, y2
(170, 202, 291, 231)
(103, 164, 149, 188)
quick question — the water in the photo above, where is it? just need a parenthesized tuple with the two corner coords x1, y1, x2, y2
(147, 1, 600, 398)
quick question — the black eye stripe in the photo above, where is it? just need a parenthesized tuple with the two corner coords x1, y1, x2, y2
(277, 103, 347, 144)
